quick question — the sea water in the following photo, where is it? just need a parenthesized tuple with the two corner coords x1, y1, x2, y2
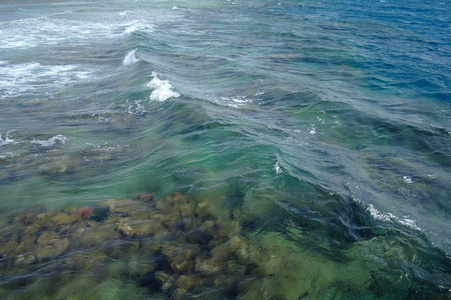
(0, 0, 450, 298)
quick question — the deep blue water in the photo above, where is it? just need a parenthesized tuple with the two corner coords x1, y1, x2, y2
(0, 0, 450, 298)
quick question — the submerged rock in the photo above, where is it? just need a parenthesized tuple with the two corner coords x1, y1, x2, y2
(36, 231, 69, 260)
(0, 192, 448, 300)
(78, 206, 94, 219)
(116, 219, 164, 237)
(52, 212, 78, 225)
(38, 153, 79, 175)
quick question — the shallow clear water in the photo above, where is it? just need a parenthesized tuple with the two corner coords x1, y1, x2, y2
(0, 0, 450, 298)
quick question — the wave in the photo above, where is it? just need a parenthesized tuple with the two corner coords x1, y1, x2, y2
(203, 95, 255, 109)
(122, 100, 146, 115)
(30, 135, 68, 147)
(366, 204, 421, 231)
(274, 161, 283, 174)
(0, 15, 154, 50)
(119, 10, 131, 16)
(0, 62, 93, 100)
(122, 49, 140, 66)
(0, 131, 16, 147)
(0, 18, 118, 49)
(123, 21, 154, 35)
(147, 71, 180, 102)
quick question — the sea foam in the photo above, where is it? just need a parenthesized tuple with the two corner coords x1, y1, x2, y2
(0, 62, 92, 99)
(274, 161, 283, 174)
(147, 72, 180, 102)
(124, 100, 146, 115)
(367, 204, 421, 231)
(122, 49, 139, 66)
(1, 18, 119, 49)
(119, 10, 131, 16)
(212, 95, 252, 109)
(0, 132, 15, 147)
(123, 21, 154, 34)
(31, 135, 68, 147)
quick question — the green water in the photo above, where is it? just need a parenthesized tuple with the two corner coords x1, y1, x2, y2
(0, 0, 450, 298)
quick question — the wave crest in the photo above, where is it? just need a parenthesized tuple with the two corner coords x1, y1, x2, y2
(122, 49, 139, 66)
(147, 71, 180, 102)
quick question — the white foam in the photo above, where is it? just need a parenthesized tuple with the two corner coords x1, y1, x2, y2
(119, 11, 132, 16)
(274, 161, 283, 174)
(398, 218, 421, 231)
(213, 95, 252, 109)
(367, 204, 421, 231)
(31, 135, 68, 147)
(402, 176, 413, 184)
(123, 49, 140, 66)
(367, 204, 396, 222)
(0, 17, 119, 49)
(123, 21, 154, 34)
(0, 14, 156, 51)
(0, 132, 15, 147)
(124, 100, 146, 115)
(0, 152, 17, 159)
(232, 96, 251, 103)
(147, 71, 180, 102)
(0, 62, 92, 99)
(172, 6, 178, 10)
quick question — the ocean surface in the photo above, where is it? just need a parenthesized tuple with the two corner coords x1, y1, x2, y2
(0, 0, 450, 298)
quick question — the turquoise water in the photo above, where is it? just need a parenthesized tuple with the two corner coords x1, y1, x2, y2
(0, 0, 450, 298)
